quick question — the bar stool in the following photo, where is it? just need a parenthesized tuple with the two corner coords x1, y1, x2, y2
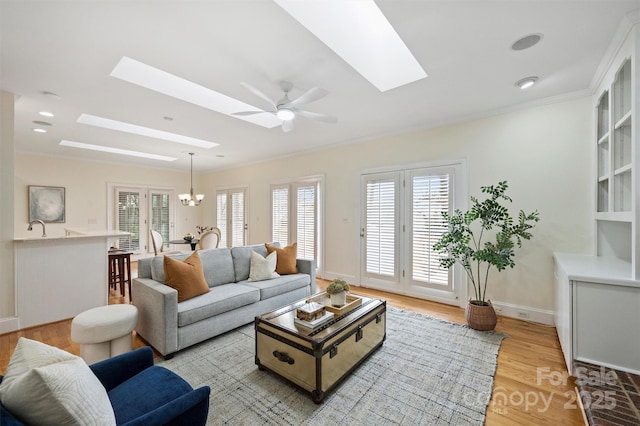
(108, 250, 132, 302)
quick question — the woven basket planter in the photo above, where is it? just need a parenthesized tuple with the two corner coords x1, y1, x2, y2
(465, 300, 497, 331)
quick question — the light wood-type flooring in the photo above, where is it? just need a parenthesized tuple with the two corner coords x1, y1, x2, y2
(0, 274, 586, 425)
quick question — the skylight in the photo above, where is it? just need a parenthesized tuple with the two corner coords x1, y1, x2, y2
(110, 57, 281, 128)
(77, 114, 218, 149)
(59, 140, 177, 161)
(274, 0, 427, 92)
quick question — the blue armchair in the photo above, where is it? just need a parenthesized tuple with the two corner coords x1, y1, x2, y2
(0, 347, 210, 426)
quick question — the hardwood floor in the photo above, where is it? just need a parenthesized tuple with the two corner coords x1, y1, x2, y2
(0, 277, 586, 425)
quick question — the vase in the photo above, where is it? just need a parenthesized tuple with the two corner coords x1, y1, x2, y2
(330, 291, 347, 307)
(465, 300, 497, 331)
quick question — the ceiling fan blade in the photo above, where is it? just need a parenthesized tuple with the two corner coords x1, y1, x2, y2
(231, 110, 273, 116)
(294, 109, 337, 123)
(240, 82, 276, 109)
(282, 120, 295, 133)
(287, 87, 328, 107)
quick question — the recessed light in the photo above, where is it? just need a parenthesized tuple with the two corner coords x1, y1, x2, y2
(32, 120, 52, 126)
(33, 128, 47, 133)
(77, 113, 218, 149)
(515, 76, 538, 89)
(41, 91, 61, 100)
(511, 34, 543, 51)
(39, 111, 55, 117)
(274, 0, 427, 92)
(59, 140, 177, 161)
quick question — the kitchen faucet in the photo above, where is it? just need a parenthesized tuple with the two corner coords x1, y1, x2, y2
(27, 219, 47, 237)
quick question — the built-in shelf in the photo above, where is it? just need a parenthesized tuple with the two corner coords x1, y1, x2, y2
(595, 56, 634, 241)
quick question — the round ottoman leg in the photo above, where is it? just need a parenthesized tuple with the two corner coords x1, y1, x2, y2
(81, 342, 111, 364)
(110, 333, 133, 357)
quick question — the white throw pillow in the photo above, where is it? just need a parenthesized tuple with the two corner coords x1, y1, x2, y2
(248, 250, 280, 282)
(0, 337, 116, 426)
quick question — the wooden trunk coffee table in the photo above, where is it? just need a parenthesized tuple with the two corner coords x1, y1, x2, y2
(255, 292, 386, 403)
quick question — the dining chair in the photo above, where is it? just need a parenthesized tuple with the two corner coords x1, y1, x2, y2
(150, 229, 166, 255)
(198, 228, 221, 249)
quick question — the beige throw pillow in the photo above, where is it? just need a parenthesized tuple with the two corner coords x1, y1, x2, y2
(265, 242, 299, 274)
(248, 250, 280, 282)
(0, 337, 116, 426)
(164, 250, 210, 302)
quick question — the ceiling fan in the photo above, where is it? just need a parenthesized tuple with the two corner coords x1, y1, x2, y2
(233, 81, 337, 132)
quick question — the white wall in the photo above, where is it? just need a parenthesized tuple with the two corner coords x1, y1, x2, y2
(203, 96, 594, 313)
(1, 91, 16, 321)
(13, 155, 203, 241)
(7, 95, 594, 321)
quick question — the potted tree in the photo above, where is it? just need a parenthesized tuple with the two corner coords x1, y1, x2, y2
(325, 279, 350, 307)
(433, 181, 539, 331)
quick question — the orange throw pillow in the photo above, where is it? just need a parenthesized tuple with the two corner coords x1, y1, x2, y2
(265, 243, 299, 275)
(163, 251, 210, 302)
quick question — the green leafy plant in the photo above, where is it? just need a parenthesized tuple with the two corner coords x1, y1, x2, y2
(433, 181, 540, 304)
(326, 279, 350, 295)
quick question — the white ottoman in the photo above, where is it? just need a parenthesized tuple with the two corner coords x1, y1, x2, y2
(71, 304, 138, 364)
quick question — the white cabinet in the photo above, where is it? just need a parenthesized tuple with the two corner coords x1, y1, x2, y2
(554, 254, 640, 375)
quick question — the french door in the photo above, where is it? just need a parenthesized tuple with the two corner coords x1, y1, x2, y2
(216, 188, 247, 248)
(271, 177, 321, 263)
(360, 163, 465, 305)
(111, 186, 175, 258)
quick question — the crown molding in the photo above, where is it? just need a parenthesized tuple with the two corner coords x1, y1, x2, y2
(590, 9, 640, 92)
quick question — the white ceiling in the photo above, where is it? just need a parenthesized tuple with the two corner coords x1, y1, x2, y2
(1, 0, 637, 173)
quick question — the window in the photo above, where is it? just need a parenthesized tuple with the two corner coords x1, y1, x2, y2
(271, 177, 321, 263)
(216, 188, 247, 248)
(360, 162, 464, 304)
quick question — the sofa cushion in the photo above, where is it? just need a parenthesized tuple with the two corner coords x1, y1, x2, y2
(266, 242, 299, 274)
(151, 248, 236, 288)
(177, 283, 260, 327)
(0, 337, 115, 426)
(248, 251, 279, 282)
(242, 273, 311, 300)
(164, 251, 210, 303)
(198, 248, 236, 287)
(231, 244, 270, 282)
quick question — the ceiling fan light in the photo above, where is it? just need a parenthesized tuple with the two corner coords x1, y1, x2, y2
(277, 108, 295, 121)
(515, 76, 538, 90)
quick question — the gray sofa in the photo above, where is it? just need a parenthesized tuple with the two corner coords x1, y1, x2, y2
(132, 244, 316, 357)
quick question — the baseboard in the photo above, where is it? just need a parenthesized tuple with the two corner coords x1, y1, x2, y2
(316, 275, 555, 326)
(0, 317, 20, 334)
(491, 301, 555, 326)
(319, 271, 357, 284)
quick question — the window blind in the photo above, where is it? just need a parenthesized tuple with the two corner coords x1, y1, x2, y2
(365, 179, 396, 277)
(117, 191, 140, 252)
(411, 173, 450, 286)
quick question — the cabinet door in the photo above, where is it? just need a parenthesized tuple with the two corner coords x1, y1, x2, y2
(574, 281, 640, 374)
(553, 262, 572, 373)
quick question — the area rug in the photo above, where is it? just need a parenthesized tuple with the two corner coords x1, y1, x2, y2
(158, 307, 506, 425)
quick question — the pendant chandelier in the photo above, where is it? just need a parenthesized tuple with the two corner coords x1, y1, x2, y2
(179, 152, 204, 206)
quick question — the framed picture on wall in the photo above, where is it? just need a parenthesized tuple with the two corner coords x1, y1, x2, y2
(28, 185, 65, 223)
